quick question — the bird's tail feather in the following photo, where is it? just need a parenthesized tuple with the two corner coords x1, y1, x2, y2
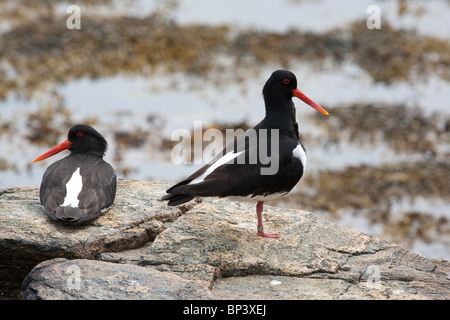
(161, 193, 194, 206)
(54, 206, 86, 223)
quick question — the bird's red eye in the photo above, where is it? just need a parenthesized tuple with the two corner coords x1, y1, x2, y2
(77, 131, 83, 137)
(283, 79, 290, 85)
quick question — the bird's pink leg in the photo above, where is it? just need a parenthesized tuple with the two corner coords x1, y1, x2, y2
(256, 201, 279, 238)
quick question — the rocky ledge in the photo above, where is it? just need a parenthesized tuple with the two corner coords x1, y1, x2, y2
(0, 179, 449, 299)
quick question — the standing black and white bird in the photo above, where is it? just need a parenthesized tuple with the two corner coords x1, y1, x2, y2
(33, 124, 117, 223)
(161, 70, 329, 238)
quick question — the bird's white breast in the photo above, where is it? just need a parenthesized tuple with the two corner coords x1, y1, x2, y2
(292, 144, 307, 169)
(62, 167, 83, 208)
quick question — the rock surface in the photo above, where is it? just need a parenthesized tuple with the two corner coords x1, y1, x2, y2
(138, 198, 450, 300)
(22, 258, 212, 300)
(1, 179, 449, 299)
(0, 179, 182, 298)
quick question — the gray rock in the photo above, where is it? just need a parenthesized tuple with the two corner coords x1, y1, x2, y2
(0, 179, 180, 297)
(139, 198, 450, 299)
(1, 179, 449, 299)
(22, 258, 212, 300)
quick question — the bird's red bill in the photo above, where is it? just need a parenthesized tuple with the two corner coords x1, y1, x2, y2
(293, 88, 329, 115)
(33, 139, 72, 163)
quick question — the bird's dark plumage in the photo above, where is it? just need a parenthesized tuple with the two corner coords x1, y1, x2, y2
(35, 124, 117, 223)
(162, 70, 329, 237)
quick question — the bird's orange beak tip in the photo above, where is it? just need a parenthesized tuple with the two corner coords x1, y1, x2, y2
(293, 88, 329, 116)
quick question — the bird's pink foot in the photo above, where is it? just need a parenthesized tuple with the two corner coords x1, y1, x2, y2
(256, 230, 280, 238)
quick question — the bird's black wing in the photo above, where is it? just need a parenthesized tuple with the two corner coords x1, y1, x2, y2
(40, 155, 116, 223)
(74, 158, 117, 223)
(39, 158, 76, 219)
(162, 128, 303, 205)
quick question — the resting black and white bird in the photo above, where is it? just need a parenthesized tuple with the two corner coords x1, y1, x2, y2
(33, 124, 117, 223)
(161, 70, 329, 238)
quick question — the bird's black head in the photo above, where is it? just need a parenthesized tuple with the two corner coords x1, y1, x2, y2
(262, 70, 329, 115)
(33, 124, 108, 163)
(67, 124, 108, 158)
(262, 70, 298, 101)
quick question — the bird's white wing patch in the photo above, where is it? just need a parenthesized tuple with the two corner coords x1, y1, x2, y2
(188, 151, 244, 185)
(292, 144, 307, 169)
(62, 167, 83, 208)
